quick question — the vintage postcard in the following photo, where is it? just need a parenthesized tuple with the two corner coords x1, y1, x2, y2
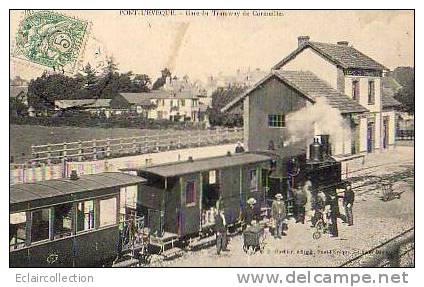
(9, 10, 414, 270)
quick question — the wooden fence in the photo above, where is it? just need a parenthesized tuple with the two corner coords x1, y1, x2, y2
(396, 129, 414, 141)
(15, 127, 243, 167)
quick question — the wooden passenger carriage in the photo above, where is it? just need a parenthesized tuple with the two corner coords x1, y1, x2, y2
(9, 172, 146, 267)
(121, 152, 271, 240)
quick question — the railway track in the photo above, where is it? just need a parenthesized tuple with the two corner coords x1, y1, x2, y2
(339, 227, 414, 267)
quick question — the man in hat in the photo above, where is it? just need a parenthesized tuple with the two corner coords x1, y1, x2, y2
(343, 184, 355, 226)
(271, 194, 287, 239)
(214, 206, 228, 253)
(243, 197, 257, 229)
(325, 193, 339, 237)
(235, 141, 245, 153)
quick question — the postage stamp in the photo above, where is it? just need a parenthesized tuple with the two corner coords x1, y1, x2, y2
(13, 10, 89, 73)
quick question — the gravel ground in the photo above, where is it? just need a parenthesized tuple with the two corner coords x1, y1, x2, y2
(150, 146, 414, 267)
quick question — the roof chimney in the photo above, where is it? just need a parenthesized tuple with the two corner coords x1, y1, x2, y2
(337, 41, 349, 46)
(298, 36, 310, 47)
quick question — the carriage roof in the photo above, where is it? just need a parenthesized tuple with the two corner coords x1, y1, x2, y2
(10, 172, 146, 212)
(121, 153, 271, 178)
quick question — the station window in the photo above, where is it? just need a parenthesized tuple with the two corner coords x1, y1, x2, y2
(53, 203, 73, 239)
(352, 80, 360, 102)
(31, 208, 50, 243)
(10, 212, 26, 250)
(99, 197, 117, 227)
(76, 200, 95, 232)
(268, 114, 286, 128)
(368, 80, 375, 105)
(249, 169, 258, 192)
(185, 181, 196, 206)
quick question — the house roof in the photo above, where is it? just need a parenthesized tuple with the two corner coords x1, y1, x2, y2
(382, 93, 402, 108)
(120, 90, 198, 104)
(273, 41, 388, 71)
(10, 172, 146, 210)
(10, 86, 28, 98)
(55, 99, 111, 109)
(121, 153, 271, 178)
(221, 70, 368, 114)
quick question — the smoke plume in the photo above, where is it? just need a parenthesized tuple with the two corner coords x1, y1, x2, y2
(285, 97, 352, 150)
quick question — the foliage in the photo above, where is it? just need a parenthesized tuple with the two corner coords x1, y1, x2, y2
(27, 58, 151, 113)
(152, 68, 171, 90)
(392, 67, 414, 114)
(208, 84, 246, 127)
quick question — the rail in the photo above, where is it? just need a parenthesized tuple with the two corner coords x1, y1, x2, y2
(11, 127, 243, 167)
(340, 227, 414, 267)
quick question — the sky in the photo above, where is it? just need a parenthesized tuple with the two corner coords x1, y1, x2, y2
(10, 10, 414, 83)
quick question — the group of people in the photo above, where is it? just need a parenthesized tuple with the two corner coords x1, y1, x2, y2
(213, 156, 355, 253)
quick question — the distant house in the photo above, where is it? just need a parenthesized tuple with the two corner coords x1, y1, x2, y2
(113, 91, 204, 122)
(223, 36, 398, 156)
(55, 99, 112, 117)
(10, 86, 28, 106)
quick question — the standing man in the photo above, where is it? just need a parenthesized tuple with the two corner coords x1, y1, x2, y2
(215, 207, 228, 254)
(271, 194, 287, 239)
(343, 184, 355, 226)
(326, 193, 339, 237)
(243, 197, 257, 229)
(294, 187, 308, 224)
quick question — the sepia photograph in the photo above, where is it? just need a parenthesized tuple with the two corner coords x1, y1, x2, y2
(9, 9, 414, 269)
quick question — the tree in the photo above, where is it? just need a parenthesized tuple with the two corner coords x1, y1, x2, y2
(132, 74, 151, 92)
(208, 84, 246, 127)
(152, 68, 171, 90)
(392, 67, 414, 114)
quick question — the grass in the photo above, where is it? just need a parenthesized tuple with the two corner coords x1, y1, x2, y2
(10, 125, 176, 160)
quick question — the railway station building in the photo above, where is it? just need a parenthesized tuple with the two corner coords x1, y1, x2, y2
(222, 36, 401, 157)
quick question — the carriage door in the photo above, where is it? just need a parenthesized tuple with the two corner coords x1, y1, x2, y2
(367, 121, 375, 153)
(383, 116, 390, 149)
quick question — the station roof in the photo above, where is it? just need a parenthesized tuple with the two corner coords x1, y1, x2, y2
(222, 70, 368, 114)
(122, 153, 271, 178)
(273, 41, 388, 71)
(10, 172, 146, 211)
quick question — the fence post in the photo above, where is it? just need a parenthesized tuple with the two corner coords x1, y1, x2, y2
(178, 133, 181, 149)
(63, 143, 67, 162)
(132, 137, 137, 154)
(120, 138, 124, 154)
(31, 145, 36, 160)
(225, 127, 229, 142)
(46, 144, 51, 165)
(78, 141, 83, 161)
(93, 139, 97, 161)
(106, 138, 111, 157)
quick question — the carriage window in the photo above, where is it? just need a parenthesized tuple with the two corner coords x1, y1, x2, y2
(185, 181, 196, 206)
(120, 185, 138, 216)
(209, 170, 217, 184)
(53, 203, 73, 239)
(249, 169, 258, 192)
(31, 208, 50, 243)
(10, 212, 26, 250)
(99, 197, 117, 227)
(76, 200, 95, 232)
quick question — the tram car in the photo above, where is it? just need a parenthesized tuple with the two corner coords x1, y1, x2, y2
(121, 152, 271, 240)
(9, 172, 146, 267)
